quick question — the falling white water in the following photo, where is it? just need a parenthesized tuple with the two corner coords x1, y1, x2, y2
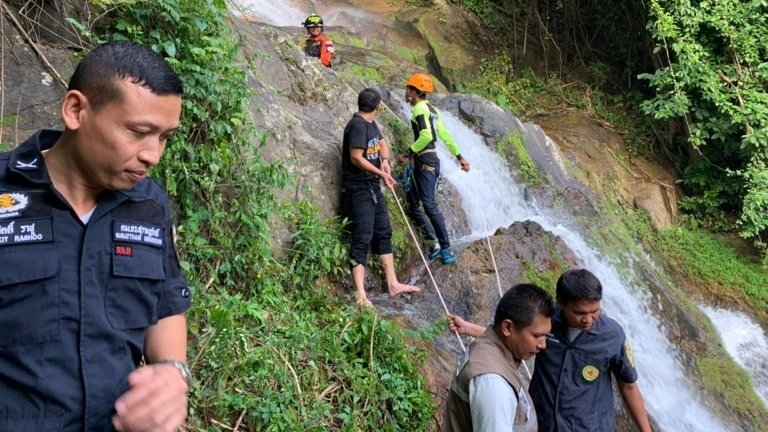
(425, 108, 729, 431)
(233, 0, 307, 26)
(700, 306, 768, 406)
(232, 0, 378, 31)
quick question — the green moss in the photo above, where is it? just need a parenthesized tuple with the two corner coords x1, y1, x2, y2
(697, 356, 768, 431)
(639, 222, 768, 324)
(332, 32, 367, 49)
(391, 44, 425, 66)
(501, 132, 541, 186)
(519, 236, 568, 296)
(1, 115, 17, 128)
(344, 64, 384, 83)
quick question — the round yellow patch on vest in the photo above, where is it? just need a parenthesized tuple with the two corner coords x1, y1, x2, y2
(582, 365, 599, 382)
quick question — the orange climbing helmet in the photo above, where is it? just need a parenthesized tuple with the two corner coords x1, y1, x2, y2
(406, 73, 434, 93)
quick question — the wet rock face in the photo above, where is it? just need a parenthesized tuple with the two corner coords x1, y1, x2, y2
(536, 112, 681, 229)
(0, 12, 74, 147)
(437, 93, 524, 140)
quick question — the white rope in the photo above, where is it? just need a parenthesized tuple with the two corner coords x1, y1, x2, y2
(387, 184, 466, 352)
(465, 180, 503, 298)
(466, 178, 532, 380)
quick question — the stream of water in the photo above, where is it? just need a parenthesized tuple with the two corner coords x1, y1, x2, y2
(418, 104, 730, 431)
(232, 1, 767, 428)
(700, 306, 768, 406)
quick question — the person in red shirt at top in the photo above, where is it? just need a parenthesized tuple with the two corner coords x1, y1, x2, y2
(302, 13, 334, 67)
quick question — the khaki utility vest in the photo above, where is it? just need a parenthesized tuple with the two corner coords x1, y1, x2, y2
(444, 327, 538, 432)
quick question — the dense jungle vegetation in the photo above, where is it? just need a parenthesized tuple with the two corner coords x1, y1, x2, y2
(448, 0, 768, 262)
(75, 0, 434, 430)
(53, 0, 766, 430)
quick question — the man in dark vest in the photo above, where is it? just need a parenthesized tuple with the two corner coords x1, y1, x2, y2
(444, 284, 554, 431)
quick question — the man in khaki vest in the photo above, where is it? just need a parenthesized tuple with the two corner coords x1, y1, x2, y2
(444, 284, 554, 431)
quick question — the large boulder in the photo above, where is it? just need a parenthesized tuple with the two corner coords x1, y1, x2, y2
(536, 112, 681, 229)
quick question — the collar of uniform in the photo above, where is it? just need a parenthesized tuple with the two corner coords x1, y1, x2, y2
(553, 307, 604, 338)
(9, 129, 152, 207)
(482, 326, 521, 368)
(8, 129, 59, 185)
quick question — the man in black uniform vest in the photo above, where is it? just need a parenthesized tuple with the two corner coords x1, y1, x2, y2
(0, 41, 192, 432)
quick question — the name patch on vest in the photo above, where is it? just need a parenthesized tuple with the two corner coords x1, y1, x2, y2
(113, 220, 164, 248)
(0, 217, 54, 246)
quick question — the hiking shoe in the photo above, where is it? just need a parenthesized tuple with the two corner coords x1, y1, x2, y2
(428, 243, 441, 260)
(440, 248, 456, 265)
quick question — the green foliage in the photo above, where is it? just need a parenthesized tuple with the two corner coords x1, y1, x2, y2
(738, 160, 768, 254)
(462, 54, 656, 156)
(285, 200, 349, 286)
(189, 286, 435, 431)
(642, 0, 768, 250)
(77, 0, 436, 429)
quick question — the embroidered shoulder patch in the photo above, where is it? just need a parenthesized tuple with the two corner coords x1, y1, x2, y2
(0, 192, 30, 219)
(625, 339, 635, 368)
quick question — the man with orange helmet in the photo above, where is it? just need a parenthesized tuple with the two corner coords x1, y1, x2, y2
(302, 13, 334, 67)
(404, 73, 470, 265)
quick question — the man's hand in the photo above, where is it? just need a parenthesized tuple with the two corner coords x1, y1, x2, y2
(459, 157, 471, 172)
(381, 158, 392, 176)
(112, 363, 189, 432)
(448, 315, 470, 335)
(381, 172, 396, 189)
(448, 315, 485, 338)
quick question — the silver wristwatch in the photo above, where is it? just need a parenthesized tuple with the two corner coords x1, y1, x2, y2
(158, 360, 194, 390)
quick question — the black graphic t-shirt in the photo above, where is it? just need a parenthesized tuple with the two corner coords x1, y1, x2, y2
(342, 114, 383, 190)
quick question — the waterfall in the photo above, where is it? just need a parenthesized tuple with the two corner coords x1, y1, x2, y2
(701, 306, 768, 406)
(423, 106, 730, 431)
(233, 0, 307, 26)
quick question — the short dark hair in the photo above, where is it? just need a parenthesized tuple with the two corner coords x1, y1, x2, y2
(556, 269, 603, 304)
(68, 40, 184, 111)
(494, 283, 555, 330)
(358, 88, 381, 113)
(406, 85, 427, 99)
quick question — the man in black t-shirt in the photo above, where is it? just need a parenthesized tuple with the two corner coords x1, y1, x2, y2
(341, 88, 420, 307)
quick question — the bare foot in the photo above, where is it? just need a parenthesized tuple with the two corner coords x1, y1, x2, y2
(388, 283, 421, 298)
(355, 297, 374, 308)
